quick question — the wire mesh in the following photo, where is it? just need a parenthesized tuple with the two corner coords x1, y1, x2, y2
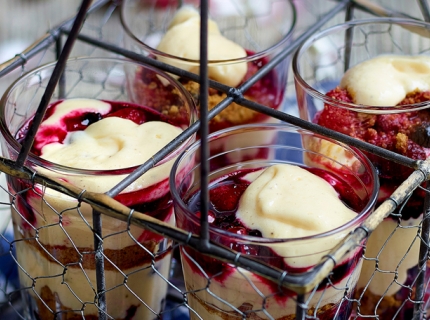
(0, 0, 430, 319)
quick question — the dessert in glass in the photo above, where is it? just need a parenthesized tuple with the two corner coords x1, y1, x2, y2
(170, 124, 379, 319)
(0, 58, 197, 319)
(293, 18, 430, 319)
(121, 0, 296, 134)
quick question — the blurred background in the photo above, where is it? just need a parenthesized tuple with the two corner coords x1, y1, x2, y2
(0, 0, 81, 64)
(0, 0, 84, 97)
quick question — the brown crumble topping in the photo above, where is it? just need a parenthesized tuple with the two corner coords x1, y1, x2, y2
(20, 237, 169, 270)
(187, 289, 336, 319)
(357, 112, 376, 127)
(183, 80, 257, 125)
(400, 89, 430, 105)
(133, 72, 189, 125)
(148, 81, 158, 90)
(36, 285, 140, 320)
(354, 287, 403, 318)
(395, 133, 408, 154)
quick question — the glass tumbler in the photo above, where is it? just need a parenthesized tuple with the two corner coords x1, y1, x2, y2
(170, 124, 379, 320)
(293, 18, 430, 319)
(121, 0, 297, 133)
(0, 57, 197, 319)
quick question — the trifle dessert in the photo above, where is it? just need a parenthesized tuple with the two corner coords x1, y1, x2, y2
(293, 19, 430, 319)
(121, 0, 296, 134)
(170, 124, 379, 319)
(0, 59, 196, 319)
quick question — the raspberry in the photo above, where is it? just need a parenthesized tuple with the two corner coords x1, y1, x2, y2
(317, 87, 376, 136)
(209, 183, 248, 213)
(317, 88, 430, 179)
(227, 226, 247, 235)
(194, 211, 216, 223)
(105, 107, 147, 125)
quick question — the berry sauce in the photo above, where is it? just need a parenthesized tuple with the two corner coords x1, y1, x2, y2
(317, 88, 430, 219)
(242, 49, 282, 109)
(179, 166, 367, 319)
(205, 50, 282, 133)
(16, 100, 185, 156)
(13, 99, 179, 231)
(139, 50, 282, 134)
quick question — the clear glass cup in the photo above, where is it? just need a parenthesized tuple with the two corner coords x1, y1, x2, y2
(0, 57, 197, 319)
(170, 124, 379, 320)
(121, 0, 297, 133)
(293, 18, 430, 319)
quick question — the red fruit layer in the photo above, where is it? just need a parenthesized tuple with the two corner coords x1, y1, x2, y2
(317, 88, 430, 178)
(16, 100, 183, 156)
(149, 0, 201, 9)
(241, 49, 282, 109)
(180, 167, 367, 290)
(317, 88, 430, 219)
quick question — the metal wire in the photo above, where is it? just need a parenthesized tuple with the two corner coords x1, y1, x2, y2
(197, 0, 210, 249)
(1, 0, 430, 319)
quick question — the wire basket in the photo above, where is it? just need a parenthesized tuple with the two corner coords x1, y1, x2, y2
(0, 0, 430, 319)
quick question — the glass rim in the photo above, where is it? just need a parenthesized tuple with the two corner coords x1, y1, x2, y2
(169, 123, 380, 244)
(292, 17, 430, 114)
(0, 56, 198, 175)
(120, 0, 297, 65)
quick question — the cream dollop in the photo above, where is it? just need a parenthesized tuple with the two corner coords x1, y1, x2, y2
(156, 6, 247, 87)
(237, 164, 356, 238)
(41, 119, 180, 170)
(340, 55, 430, 106)
(39, 99, 182, 193)
(236, 164, 357, 266)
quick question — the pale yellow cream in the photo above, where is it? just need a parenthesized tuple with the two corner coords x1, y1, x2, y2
(340, 55, 430, 106)
(156, 6, 247, 87)
(237, 164, 356, 238)
(236, 164, 357, 266)
(39, 98, 183, 193)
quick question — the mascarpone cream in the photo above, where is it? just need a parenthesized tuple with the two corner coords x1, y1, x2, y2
(340, 55, 430, 106)
(156, 6, 248, 87)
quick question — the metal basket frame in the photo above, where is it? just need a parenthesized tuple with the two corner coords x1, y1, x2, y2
(1, 0, 430, 319)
